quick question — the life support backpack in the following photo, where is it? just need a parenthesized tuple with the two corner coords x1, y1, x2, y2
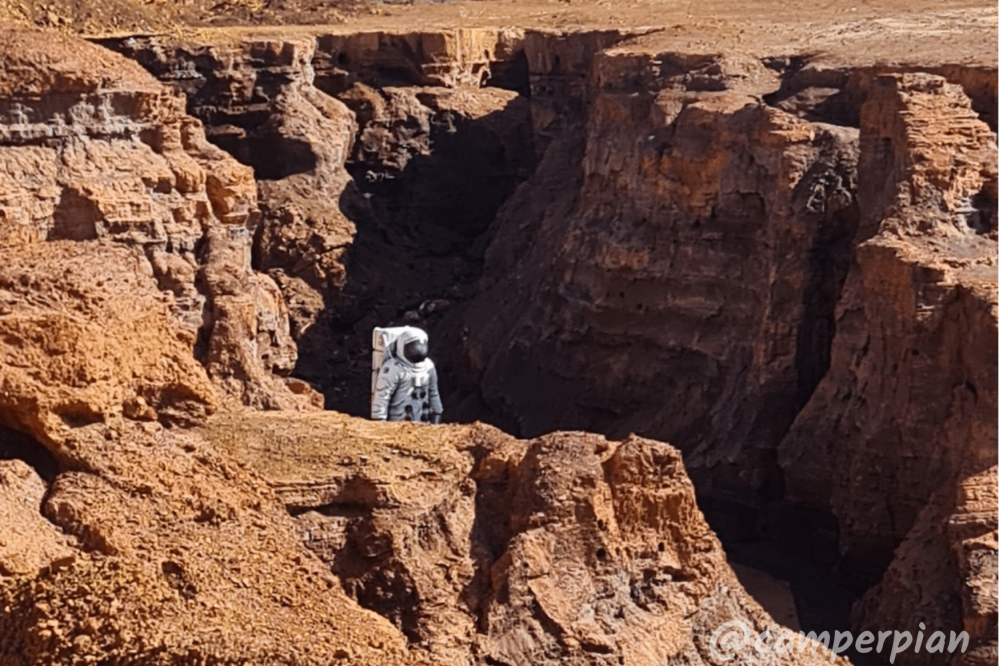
(371, 326, 425, 412)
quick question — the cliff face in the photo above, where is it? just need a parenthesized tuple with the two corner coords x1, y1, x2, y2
(780, 73, 997, 556)
(464, 49, 860, 485)
(0, 13, 995, 666)
(450, 31, 997, 665)
(93, 35, 360, 355)
(780, 73, 998, 662)
(0, 28, 316, 413)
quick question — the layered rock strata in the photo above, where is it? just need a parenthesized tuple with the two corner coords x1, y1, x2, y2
(100, 36, 361, 343)
(0, 27, 313, 413)
(781, 73, 998, 664)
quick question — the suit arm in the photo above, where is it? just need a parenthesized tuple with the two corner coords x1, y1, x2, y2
(428, 366, 443, 417)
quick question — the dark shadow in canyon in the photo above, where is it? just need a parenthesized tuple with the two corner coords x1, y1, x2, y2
(0, 422, 60, 484)
(713, 499, 886, 666)
(290, 94, 536, 418)
(212, 132, 319, 181)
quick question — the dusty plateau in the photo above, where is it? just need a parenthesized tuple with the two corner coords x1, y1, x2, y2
(0, 0, 996, 665)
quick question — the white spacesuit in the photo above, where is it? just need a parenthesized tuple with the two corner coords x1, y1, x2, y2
(371, 328, 443, 423)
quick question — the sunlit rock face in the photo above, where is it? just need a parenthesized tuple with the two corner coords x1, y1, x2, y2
(0, 27, 316, 414)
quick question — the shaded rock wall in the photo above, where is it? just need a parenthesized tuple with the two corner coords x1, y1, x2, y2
(779, 73, 998, 664)
(461, 48, 863, 496)
(100, 30, 540, 413)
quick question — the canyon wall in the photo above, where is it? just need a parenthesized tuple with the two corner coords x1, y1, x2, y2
(0, 17, 994, 666)
(98, 24, 996, 664)
(781, 73, 998, 664)
(462, 47, 861, 488)
(0, 28, 318, 415)
(451, 31, 998, 665)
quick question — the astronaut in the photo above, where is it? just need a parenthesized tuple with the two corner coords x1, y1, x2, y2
(371, 328, 443, 423)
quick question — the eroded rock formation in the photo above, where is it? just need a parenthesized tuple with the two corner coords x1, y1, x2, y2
(0, 418, 410, 666)
(462, 49, 861, 486)
(446, 31, 998, 666)
(0, 27, 316, 412)
(781, 73, 998, 664)
(201, 410, 844, 665)
(100, 29, 538, 411)
(0, 458, 75, 577)
(101, 36, 362, 341)
(0, 10, 995, 666)
(0, 242, 217, 444)
(0, 28, 837, 666)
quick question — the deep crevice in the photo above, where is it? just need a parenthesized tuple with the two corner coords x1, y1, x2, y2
(792, 170, 861, 412)
(209, 132, 318, 180)
(292, 90, 536, 415)
(90, 33, 989, 659)
(0, 422, 60, 484)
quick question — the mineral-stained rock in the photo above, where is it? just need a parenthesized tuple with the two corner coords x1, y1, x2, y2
(201, 410, 845, 666)
(0, 27, 312, 412)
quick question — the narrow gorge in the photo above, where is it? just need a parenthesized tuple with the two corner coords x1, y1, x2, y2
(0, 4, 995, 666)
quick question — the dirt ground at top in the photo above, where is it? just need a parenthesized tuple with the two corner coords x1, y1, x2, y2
(0, 0, 995, 69)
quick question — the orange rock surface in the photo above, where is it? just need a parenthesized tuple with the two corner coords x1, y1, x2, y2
(0, 3, 995, 665)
